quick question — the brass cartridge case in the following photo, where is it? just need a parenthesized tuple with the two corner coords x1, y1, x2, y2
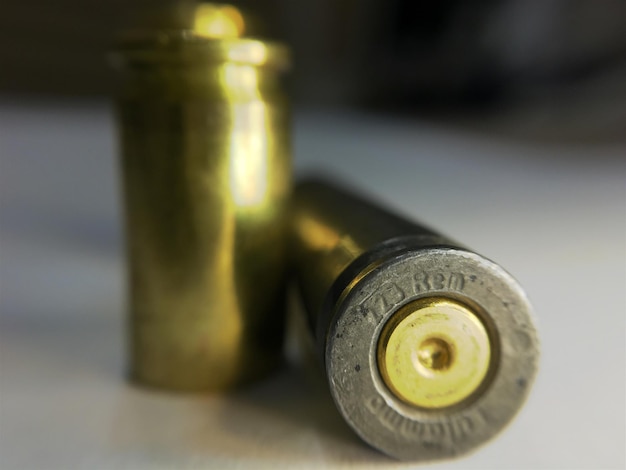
(112, 4, 291, 391)
(291, 180, 539, 461)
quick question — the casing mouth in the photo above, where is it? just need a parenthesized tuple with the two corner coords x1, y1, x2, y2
(111, 3, 289, 69)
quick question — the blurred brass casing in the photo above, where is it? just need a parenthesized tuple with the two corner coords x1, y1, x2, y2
(112, 4, 291, 391)
(291, 180, 539, 461)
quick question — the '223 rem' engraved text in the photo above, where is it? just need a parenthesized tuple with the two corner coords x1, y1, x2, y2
(366, 396, 485, 445)
(356, 272, 465, 324)
(414, 272, 464, 292)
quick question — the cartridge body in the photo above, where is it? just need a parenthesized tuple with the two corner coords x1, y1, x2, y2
(113, 6, 291, 391)
(291, 180, 539, 461)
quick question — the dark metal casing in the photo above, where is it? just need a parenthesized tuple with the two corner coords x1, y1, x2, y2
(291, 180, 539, 461)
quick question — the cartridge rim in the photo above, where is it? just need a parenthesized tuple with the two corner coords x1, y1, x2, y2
(324, 245, 539, 461)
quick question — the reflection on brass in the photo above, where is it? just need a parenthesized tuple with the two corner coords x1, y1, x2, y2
(290, 180, 539, 461)
(112, 3, 291, 391)
(377, 297, 492, 409)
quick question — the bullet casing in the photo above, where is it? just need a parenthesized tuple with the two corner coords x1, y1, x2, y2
(291, 181, 539, 461)
(113, 6, 291, 391)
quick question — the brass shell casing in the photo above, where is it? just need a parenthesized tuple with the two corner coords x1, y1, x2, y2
(112, 4, 291, 391)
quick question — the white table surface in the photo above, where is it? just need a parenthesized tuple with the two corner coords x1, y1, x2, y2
(1, 100, 625, 469)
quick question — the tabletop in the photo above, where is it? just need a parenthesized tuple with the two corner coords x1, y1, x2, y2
(1, 100, 625, 469)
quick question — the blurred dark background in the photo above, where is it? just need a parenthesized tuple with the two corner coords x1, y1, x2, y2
(2, 0, 625, 139)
